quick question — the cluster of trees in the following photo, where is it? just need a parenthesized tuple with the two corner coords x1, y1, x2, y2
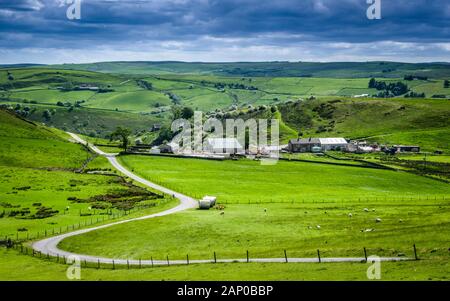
(368, 78, 409, 97)
(42, 109, 56, 121)
(444, 80, 449, 88)
(7, 103, 37, 117)
(166, 92, 181, 105)
(404, 75, 428, 81)
(170, 105, 194, 120)
(213, 82, 258, 91)
(56, 100, 85, 111)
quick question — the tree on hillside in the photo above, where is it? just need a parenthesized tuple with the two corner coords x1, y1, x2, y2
(42, 109, 51, 121)
(181, 106, 194, 119)
(111, 127, 131, 150)
(444, 80, 449, 88)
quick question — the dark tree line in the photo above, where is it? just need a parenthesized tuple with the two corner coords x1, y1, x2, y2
(404, 75, 428, 81)
(214, 82, 258, 91)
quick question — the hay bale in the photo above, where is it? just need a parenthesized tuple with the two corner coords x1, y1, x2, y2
(199, 199, 212, 209)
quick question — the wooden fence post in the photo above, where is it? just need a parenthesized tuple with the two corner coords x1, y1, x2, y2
(151, 256, 154, 268)
(246, 250, 249, 263)
(187, 254, 189, 265)
(413, 244, 418, 260)
(317, 249, 321, 263)
(214, 251, 217, 263)
(167, 255, 170, 266)
(364, 247, 368, 262)
(284, 250, 288, 263)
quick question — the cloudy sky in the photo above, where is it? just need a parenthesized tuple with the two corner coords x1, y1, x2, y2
(0, 0, 449, 64)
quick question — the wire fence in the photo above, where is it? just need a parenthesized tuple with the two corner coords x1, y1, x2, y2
(6, 243, 423, 270)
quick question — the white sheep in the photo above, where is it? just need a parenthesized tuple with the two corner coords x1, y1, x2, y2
(316, 225, 321, 229)
(375, 218, 382, 223)
(363, 208, 369, 212)
(348, 213, 353, 218)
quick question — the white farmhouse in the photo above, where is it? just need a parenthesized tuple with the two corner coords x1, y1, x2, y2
(205, 138, 244, 155)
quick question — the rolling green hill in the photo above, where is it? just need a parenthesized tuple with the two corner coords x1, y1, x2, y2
(1, 67, 449, 150)
(0, 108, 170, 239)
(53, 61, 450, 78)
(276, 97, 450, 152)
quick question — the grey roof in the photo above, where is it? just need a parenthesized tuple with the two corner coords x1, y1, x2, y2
(289, 138, 320, 145)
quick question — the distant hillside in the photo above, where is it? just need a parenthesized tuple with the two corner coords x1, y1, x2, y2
(227, 96, 449, 152)
(53, 61, 450, 78)
(276, 97, 450, 152)
(0, 64, 44, 69)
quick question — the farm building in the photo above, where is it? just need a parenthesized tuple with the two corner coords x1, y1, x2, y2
(204, 138, 244, 155)
(288, 138, 321, 153)
(394, 145, 420, 153)
(288, 137, 348, 153)
(319, 138, 348, 151)
(159, 142, 180, 154)
(151, 124, 161, 132)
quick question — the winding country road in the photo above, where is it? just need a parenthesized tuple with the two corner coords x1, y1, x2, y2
(31, 133, 411, 266)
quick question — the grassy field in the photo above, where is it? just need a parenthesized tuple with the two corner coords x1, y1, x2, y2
(118, 156, 450, 202)
(0, 108, 172, 241)
(54, 154, 449, 280)
(1, 248, 448, 280)
(1, 64, 449, 281)
(59, 201, 450, 260)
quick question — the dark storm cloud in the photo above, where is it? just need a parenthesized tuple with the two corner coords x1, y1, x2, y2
(0, 0, 449, 63)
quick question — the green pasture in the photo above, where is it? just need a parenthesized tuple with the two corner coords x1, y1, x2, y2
(118, 156, 450, 203)
(1, 248, 448, 280)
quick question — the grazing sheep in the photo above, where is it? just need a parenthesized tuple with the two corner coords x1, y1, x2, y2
(399, 219, 403, 223)
(365, 228, 374, 232)
(220, 211, 225, 217)
(363, 208, 369, 212)
(316, 225, 321, 229)
(348, 213, 353, 218)
(375, 218, 382, 223)
(308, 226, 312, 229)
(372, 209, 376, 212)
